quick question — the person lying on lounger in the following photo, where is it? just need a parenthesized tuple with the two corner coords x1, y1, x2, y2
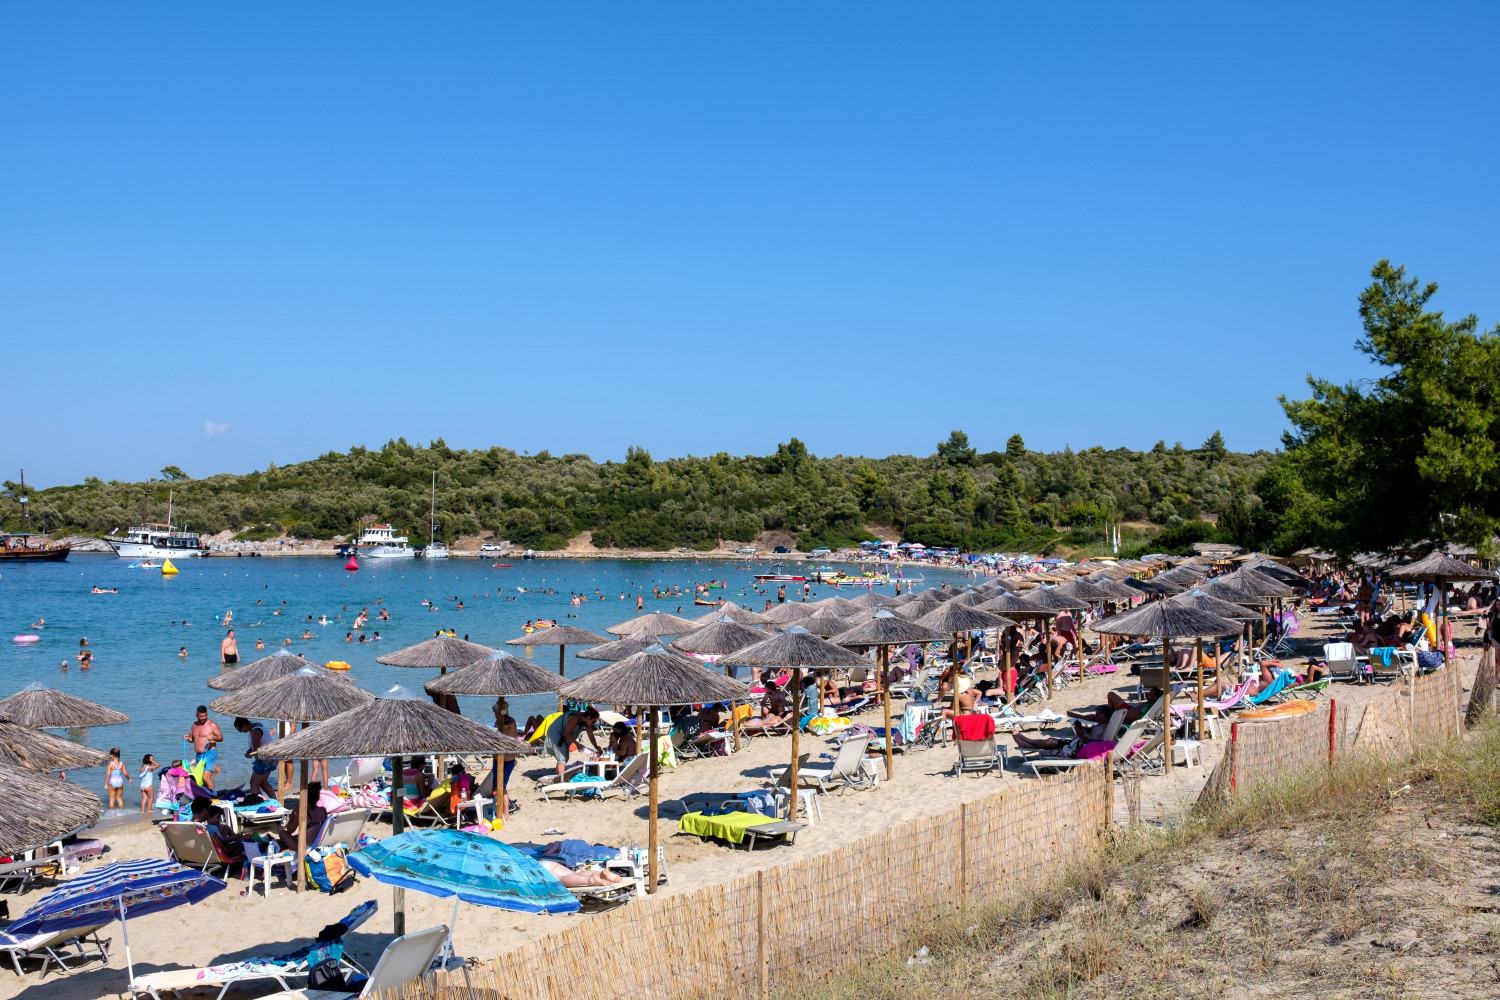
(1066, 690, 1158, 732)
(1197, 661, 1284, 701)
(540, 859, 624, 888)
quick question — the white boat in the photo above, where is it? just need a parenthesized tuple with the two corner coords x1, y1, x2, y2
(421, 471, 448, 559)
(105, 490, 208, 559)
(356, 524, 414, 559)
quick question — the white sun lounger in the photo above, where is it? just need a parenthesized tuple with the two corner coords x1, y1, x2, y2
(1, 924, 110, 977)
(254, 924, 451, 1000)
(539, 753, 648, 801)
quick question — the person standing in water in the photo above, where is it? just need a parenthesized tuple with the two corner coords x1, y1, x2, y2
(220, 629, 239, 666)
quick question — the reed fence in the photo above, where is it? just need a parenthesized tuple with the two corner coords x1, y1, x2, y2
(377, 761, 1111, 1000)
(1354, 662, 1465, 757)
(1465, 646, 1496, 726)
(1196, 699, 1346, 805)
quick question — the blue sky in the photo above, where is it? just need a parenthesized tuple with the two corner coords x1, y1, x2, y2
(4, 4, 1498, 486)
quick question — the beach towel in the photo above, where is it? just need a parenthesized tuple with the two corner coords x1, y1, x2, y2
(899, 705, 926, 742)
(954, 714, 995, 741)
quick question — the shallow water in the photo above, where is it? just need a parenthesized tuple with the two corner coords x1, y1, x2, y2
(0, 554, 969, 799)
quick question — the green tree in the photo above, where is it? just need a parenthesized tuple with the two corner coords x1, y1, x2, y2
(1199, 431, 1227, 465)
(160, 466, 188, 481)
(936, 430, 976, 466)
(1282, 260, 1500, 554)
(1005, 434, 1026, 459)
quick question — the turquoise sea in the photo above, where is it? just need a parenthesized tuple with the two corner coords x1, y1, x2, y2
(0, 554, 972, 799)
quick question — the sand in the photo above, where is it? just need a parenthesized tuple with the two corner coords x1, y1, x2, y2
(3, 609, 1483, 1000)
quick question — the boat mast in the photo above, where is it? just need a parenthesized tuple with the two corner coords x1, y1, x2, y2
(430, 471, 437, 546)
(18, 469, 31, 532)
(167, 490, 174, 530)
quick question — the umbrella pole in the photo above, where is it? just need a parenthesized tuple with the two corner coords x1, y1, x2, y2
(788, 668, 802, 822)
(296, 759, 309, 892)
(119, 895, 133, 987)
(727, 663, 741, 753)
(391, 754, 405, 936)
(1004, 629, 1014, 702)
(558, 646, 567, 712)
(950, 634, 961, 719)
(1195, 638, 1205, 741)
(1162, 638, 1173, 774)
(881, 645, 894, 781)
(648, 710, 659, 894)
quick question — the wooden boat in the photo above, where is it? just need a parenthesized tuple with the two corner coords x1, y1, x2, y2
(0, 536, 71, 561)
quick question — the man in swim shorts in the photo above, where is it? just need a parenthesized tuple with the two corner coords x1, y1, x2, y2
(544, 707, 601, 783)
(184, 705, 224, 790)
(235, 716, 276, 797)
(221, 629, 239, 665)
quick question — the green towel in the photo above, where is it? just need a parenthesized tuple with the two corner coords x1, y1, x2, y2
(676, 810, 776, 845)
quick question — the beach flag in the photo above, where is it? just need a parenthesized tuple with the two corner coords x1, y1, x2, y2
(161, 559, 178, 575)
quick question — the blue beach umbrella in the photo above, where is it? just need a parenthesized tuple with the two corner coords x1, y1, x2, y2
(349, 829, 580, 915)
(8, 858, 224, 984)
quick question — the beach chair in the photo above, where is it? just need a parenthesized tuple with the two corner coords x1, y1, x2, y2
(1, 924, 110, 977)
(315, 808, 369, 850)
(1243, 670, 1295, 706)
(1019, 718, 1162, 779)
(539, 753, 648, 802)
(340, 757, 385, 789)
(0, 852, 64, 894)
(738, 715, 792, 739)
(1323, 642, 1359, 683)
(254, 923, 451, 1000)
(952, 714, 1003, 777)
(768, 737, 874, 794)
(159, 822, 236, 877)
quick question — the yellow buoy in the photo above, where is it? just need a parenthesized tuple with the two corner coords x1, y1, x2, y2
(161, 559, 179, 576)
(324, 660, 352, 671)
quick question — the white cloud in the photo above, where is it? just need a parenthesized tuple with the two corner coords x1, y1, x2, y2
(203, 420, 230, 438)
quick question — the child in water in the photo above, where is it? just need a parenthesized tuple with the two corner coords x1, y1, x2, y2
(105, 748, 128, 809)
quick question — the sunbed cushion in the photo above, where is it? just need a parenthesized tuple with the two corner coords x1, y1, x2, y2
(677, 810, 784, 845)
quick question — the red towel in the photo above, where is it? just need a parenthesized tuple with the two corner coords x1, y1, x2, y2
(954, 714, 995, 741)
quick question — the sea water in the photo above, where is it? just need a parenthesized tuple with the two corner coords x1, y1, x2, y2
(0, 554, 971, 799)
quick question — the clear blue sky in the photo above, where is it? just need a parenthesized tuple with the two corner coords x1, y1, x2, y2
(5, 4, 1498, 487)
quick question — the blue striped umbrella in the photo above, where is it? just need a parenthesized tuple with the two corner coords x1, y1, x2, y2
(7, 859, 224, 984)
(348, 830, 579, 914)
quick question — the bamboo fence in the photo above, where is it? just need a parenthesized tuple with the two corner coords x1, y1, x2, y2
(1464, 645, 1496, 727)
(376, 762, 1111, 1000)
(1196, 700, 1347, 804)
(1354, 662, 1465, 757)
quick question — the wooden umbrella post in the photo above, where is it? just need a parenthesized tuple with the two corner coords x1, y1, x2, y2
(558, 645, 567, 712)
(1195, 638, 1205, 740)
(647, 709, 659, 894)
(727, 662, 741, 754)
(296, 759, 309, 892)
(1004, 628, 1014, 701)
(1162, 637, 1173, 774)
(788, 668, 802, 822)
(391, 754, 405, 936)
(880, 645, 894, 781)
(949, 633, 961, 719)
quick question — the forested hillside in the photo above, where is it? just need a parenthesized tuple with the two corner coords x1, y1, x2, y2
(4, 432, 1277, 556)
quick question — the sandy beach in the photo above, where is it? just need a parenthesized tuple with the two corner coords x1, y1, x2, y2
(2, 607, 1483, 1000)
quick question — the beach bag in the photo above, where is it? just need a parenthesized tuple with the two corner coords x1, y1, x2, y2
(318, 789, 349, 814)
(305, 847, 356, 894)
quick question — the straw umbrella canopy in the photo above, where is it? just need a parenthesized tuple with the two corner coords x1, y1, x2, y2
(0, 682, 129, 729)
(378, 636, 496, 673)
(1056, 578, 1120, 604)
(948, 589, 993, 607)
(791, 611, 850, 637)
(1095, 601, 1242, 772)
(1388, 551, 1496, 661)
(0, 763, 102, 856)
(915, 604, 1016, 718)
(1195, 577, 1272, 605)
(605, 612, 698, 637)
(1022, 588, 1090, 613)
(757, 602, 814, 624)
(1216, 568, 1296, 598)
(1170, 589, 1263, 620)
(505, 625, 609, 708)
(828, 609, 948, 779)
(209, 666, 376, 722)
(813, 596, 863, 616)
(850, 591, 897, 609)
(576, 631, 667, 662)
(1123, 576, 1181, 597)
(1084, 575, 1141, 601)
(0, 719, 109, 772)
(672, 617, 767, 658)
(892, 590, 947, 619)
(690, 601, 769, 626)
(206, 650, 335, 691)
(724, 626, 872, 822)
(254, 683, 536, 935)
(210, 665, 376, 892)
(559, 646, 749, 893)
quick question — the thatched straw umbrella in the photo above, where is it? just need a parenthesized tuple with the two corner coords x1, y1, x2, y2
(673, 617, 769, 751)
(211, 665, 375, 891)
(1170, 588, 1264, 700)
(892, 590, 946, 620)
(425, 651, 564, 817)
(505, 625, 609, 710)
(915, 604, 1016, 718)
(690, 600, 769, 626)
(829, 610, 948, 779)
(725, 626, 872, 820)
(813, 596, 863, 616)
(206, 650, 338, 691)
(1094, 602, 1241, 772)
(559, 646, 749, 893)
(850, 591, 897, 609)
(0, 682, 129, 729)
(576, 631, 666, 662)
(792, 611, 850, 637)
(1056, 578, 1118, 604)
(0, 763, 102, 857)
(606, 612, 698, 636)
(1388, 551, 1495, 662)
(254, 683, 534, 935)
(758, 602, 814, 624)
(1008, 588, 1088, 691)
(972, 592, 1052, 701)
(0, 718, 109, 772)
(377, 635, 495, 674)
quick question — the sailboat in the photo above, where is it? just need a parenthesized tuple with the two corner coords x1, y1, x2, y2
(0, 470, 72, 561)
(421, 471, 448, 559)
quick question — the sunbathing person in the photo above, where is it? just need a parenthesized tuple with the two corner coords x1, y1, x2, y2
(1067, 691, 1150, 728)
(539, 859, 623, 888)
(1197, 661, 1282, 701)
